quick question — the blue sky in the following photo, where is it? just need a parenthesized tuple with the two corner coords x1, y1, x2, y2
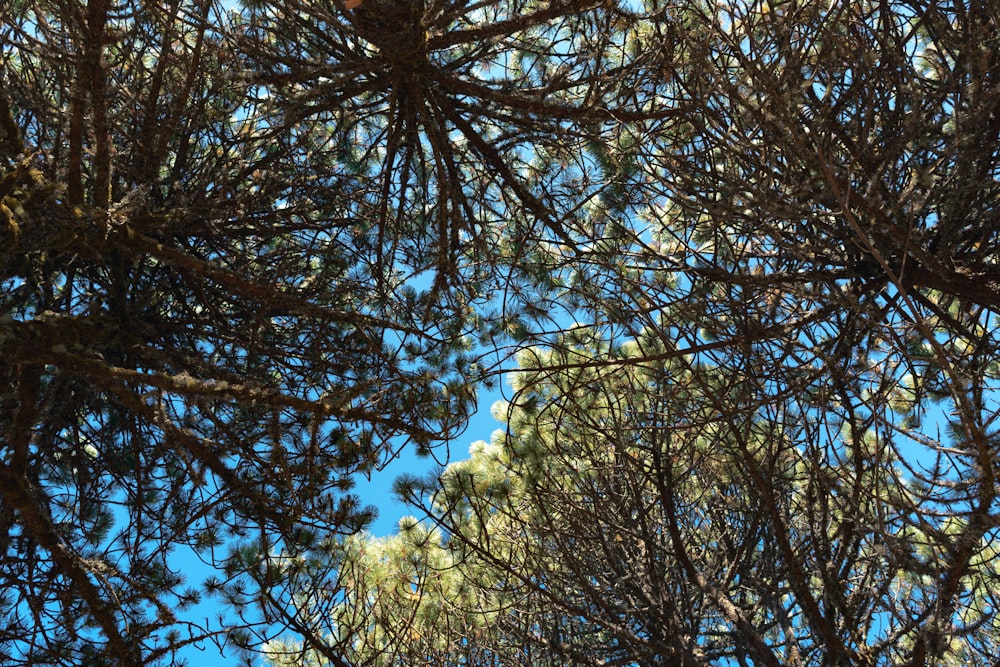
(354, 383, 507, 537)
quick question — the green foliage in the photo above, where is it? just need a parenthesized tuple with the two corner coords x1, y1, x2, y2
(5, 0, 1000, 665)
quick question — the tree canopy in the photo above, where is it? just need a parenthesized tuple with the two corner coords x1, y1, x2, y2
(2, 0, 1000, 665)
(266, 328, 1000, 667)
